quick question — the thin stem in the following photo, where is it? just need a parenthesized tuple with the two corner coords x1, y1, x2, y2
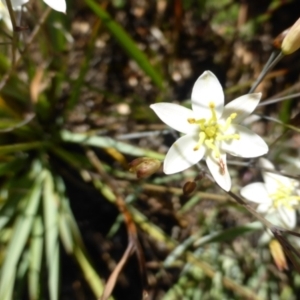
(249, 51, 284, 93)
(5, 0, 18, 65)
(117, 129, 170, 140)
(0, 7, 51, 90)
(5, 0, 17, 30)
(200, 167, 287, 231)
(258, 92, 300, 106)
(227, 191, 274, 227)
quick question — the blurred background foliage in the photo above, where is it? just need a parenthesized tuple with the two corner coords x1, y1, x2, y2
(0, 0, 300, 299)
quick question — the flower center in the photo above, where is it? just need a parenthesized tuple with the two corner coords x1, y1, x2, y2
(269, 181, 300, 210)
(187, 102, 240, 158)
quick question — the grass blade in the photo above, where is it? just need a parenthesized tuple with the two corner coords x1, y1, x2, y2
(61, 130, 164, 160)
(60, 193, 108, 298)
(43, 172, 60, 300)
(85, 0, 164, 89)
(0, 166, 44, 299)
(14, 250, 29, 300)
(0, 141, 48, 154)
(28, 216, 44, 300)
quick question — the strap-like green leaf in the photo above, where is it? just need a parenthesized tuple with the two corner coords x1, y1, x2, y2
(0, 165, 44, 299)
(85, 0, 164, 89)
(61, 130, 164, 160)
(44, 172, 60, 300)
(28, 216, 44, 300)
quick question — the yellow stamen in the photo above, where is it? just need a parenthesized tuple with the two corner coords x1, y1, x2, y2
(222, 113, 237, 131)
(209, 102, 217, 123)
(187, 102, 240, 162)
(216, 134, 240, 141)
(269, 181, 300, 210)
(193, 132, 206, 151)
(205, 139, 220, 158)
(188, 118, 196, 124)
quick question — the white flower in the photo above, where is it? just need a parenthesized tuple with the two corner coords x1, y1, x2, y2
(150, 71, 268, 191)
(2, 0, 66, 13)
(0, 0, 66, 30)
(241, 158, 300, 229)
(4, 0, 26, 8)
(42, 0, 66, 13)
(0, 0, 28, 30)
(0, 1, 13, 29)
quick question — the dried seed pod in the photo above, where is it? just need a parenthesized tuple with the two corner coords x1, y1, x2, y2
(129, 157, 161, 179)
(183, 181, 197, 195)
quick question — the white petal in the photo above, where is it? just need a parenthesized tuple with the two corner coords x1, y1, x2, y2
(0, 3, 11, 29)
(222, 93, 261, 124)
(240, 182, 271, 204)
(43, 0, 66, 12)
(9, 0, 28, 8)
(259, 231, 273, 245)
(150, 103, 197, 134)
(259, 158, 295, 193)
(261, 165, 292, 194)
(265, 174, 292, 194)
(259, 157, 275, 170)
(278, 206, 296, 229)
(258, 158, 281, 192)
(265, 212, 284, 226)
(257, 203, 272, 213)
(163, 134, 205, 174)
(242, 114, 261, 126)
(221, 124, 268, 157)
(191, 71, 224, 119)
(206, 152, 231, 191)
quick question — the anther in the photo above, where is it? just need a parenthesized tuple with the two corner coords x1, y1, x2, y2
(209, 102, 217, 121)
(188, 118, 196, 124)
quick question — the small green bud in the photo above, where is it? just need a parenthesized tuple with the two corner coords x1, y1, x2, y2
(129, 157, 161, 179)
(281, 18, 300, 55)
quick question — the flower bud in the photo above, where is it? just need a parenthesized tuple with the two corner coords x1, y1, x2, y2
(269, 239, 288, 271)
(281, 18, 300, 55)
(129, 157, 161, 179)
(273, 28, 289, 49)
